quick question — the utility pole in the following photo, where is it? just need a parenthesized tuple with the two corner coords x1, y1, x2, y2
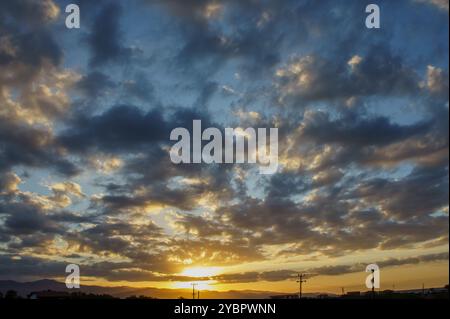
(297, 273, 307, 299)
(197, 290, 200, 299)
(371, 269, 375, 299)
(341, 287, 345, 296)
(191, 283, 197, 299)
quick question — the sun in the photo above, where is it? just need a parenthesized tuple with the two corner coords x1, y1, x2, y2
(180, 266, 222, 278)
(171, 267, 223, 290)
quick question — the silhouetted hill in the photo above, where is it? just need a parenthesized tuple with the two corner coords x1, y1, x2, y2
(0, 279, 287, 299)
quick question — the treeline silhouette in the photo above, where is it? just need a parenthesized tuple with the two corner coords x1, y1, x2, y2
(0, 289, 159, 300)
(0, 290, 116, 300)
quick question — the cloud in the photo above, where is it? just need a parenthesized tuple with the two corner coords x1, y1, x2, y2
(0, 201, 61, 236)
(46, 182, 86, 208)
(415, 0, 449, 11)
(0, 116, 80, 176)
(59, 105, 168, 153)
(0, 0, 59, 26)
(426, 65, 449, 99)
(0, 172, 21, 195)
(300, 110, 432, 147)
(122, 73, 155, 102)
(0, 0, 62, 80)
(0, 0, 448, 285)
(356, 166, 448, 215)
(150, 0, 285, 77)
(0, 255, 66, 281)
(213, 162, 448, 256)
(87, 2, 131, 66)
(207, 252, 450, 283)
(75, 71, 117, 98)
(281, 103, 448, 173)
(276, 48, 420, 104)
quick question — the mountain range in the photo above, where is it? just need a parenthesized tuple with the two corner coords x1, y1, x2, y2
(0, 279, 297, 299)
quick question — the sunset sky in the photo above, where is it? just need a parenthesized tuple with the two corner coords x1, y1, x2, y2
(0, 0, 448, 295)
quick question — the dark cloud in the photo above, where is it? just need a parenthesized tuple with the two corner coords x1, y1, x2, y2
(276, 48, 420, 105)
(0, 0, 59, 27)
(68, 220, 164, 258)
(122, 73, 155, 102)
(0, 117, 79, 176)
(0, 199, 63, 254)
(0, 0, 62, 81)
(13, 31, 62, 67)
(300, 111, 432, 147)
(283, 104, 449, 173)
(353, 165, 449, 220)
(0, 255, 66, 281)
(76, 71, 117, 98)
(308, 252, 450, 277)
(2, 205, 59, 236)
(87, 2, 130, 66)
(150, 0, 286, 77)
(59, 105, 167, 153)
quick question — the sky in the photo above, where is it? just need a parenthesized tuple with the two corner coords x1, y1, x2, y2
(0, 0, 448, 295)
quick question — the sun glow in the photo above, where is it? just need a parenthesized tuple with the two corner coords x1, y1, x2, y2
(171, 267, 223, 290)
(172, 281, 217, 291)
(180, 266, 222, 278)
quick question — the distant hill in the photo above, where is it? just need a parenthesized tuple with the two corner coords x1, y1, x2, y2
(0, 279, 291, 299)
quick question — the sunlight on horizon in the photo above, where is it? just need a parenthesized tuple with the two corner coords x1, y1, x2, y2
(172, 280, 218, 291)
(179, 266, 223, 278)
(171, 266, 224, 290)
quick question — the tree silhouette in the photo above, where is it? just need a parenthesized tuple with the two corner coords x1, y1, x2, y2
(5, 290, 19, 299)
